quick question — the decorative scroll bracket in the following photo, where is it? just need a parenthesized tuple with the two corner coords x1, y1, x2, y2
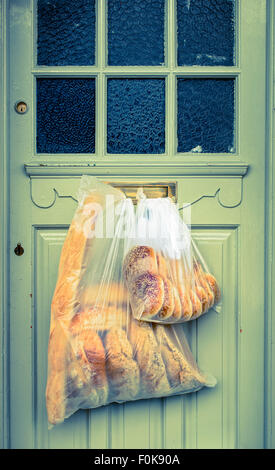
(24, 162, 249, 210)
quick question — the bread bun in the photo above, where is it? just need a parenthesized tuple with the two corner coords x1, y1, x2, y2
(157, 277, 175, 320)
(123, 245, 158, 283)
(204, 273, 221, 304)
(128, 271, 165, 319)
(177, 285, 193, 321)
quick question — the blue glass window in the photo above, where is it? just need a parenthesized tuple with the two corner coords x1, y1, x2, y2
(107, 78, 165, 154)
(107, 0, 165, 66)
(37, 78, 96, 153)
(177, 0, 235, 66)
(177, 78, 235, 153)
(37, 0, 96, 66)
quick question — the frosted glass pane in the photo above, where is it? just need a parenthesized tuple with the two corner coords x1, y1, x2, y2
(177, 0, 235, 66)
(37, 78, 95, 153)
(108, 0, 165, 66)
(107, 78, 165, 154)
(177, 78, 235, 153)
(37, 0, 96, 66)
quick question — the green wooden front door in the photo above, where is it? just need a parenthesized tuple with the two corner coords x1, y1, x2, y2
(4, 0, 268, 448)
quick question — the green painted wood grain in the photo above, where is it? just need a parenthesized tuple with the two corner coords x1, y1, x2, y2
(2, 0, 271, 450)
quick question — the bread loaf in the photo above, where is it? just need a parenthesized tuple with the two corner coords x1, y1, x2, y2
(104, 327, 140, 401)
(154, 325, 206, 391)
(47, 185, 125, 424)
(70, 327, 108, 407)
(129, 320, 170, 395)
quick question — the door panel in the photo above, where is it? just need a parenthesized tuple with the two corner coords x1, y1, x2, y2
(30, 179, 239, 450)
(6, 0, 267, 449)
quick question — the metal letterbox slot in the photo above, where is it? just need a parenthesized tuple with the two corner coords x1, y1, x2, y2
(106, 182, 177, 204)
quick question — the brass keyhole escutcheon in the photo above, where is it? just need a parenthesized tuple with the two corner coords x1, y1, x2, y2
(15, 101, 28, 114)
(14, 243, 24, 256)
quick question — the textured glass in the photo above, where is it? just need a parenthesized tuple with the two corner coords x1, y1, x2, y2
(107, 0, 165, 66)
(177, 0, 235, 66)
(107, 79, 165, 154)
(37, 78, 95, 153)
(177, 78, 235, 153)
(37, 0, 96, 66)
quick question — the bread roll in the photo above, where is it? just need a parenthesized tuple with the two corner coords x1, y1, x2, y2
(171, 286, 182, 320)
(154, 325, 206, 390)
(104, 327, 140, 401)
(177, 285, 193, 321)
(194, 285, 209, 318)
(128, 271, 165, 319)
(123, 245, 158, 283)
(204, 273, 221, 304)
(129, 320, 170, 395)
(189, 289, 203, 319)
(156, 252, 168, 278)
(157, 277, 175, 320)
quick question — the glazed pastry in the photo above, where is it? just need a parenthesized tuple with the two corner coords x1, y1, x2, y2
(129, 320, 170, 395)
(154, 325, 206, 391)
(104, 327, 140, 401)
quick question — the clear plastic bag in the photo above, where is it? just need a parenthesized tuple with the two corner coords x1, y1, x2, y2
(46, 176, 216, 427)
(123, 195, 221, 323)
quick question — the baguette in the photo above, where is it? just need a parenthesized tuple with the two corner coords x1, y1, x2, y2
(46, 322, 69, 425)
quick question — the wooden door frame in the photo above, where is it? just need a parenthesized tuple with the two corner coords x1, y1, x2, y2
(265, 0, 275, 450)
(0, 0, 9, 450)
(0, 0, 274, 449)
